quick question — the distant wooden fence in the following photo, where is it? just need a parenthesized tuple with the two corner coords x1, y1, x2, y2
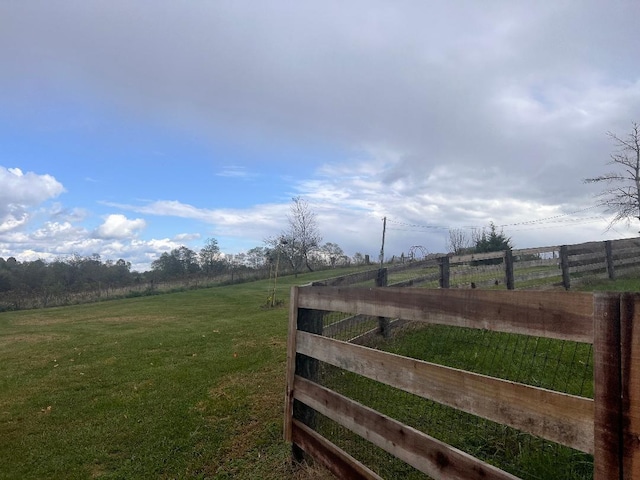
(311, 236, 640, 291)
(284, 287, 640, 479)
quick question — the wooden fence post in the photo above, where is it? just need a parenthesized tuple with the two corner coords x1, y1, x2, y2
(504, 249, 514, 290)
(291, 303, 324, 462)
(439, 256, 450, 289)
(560, 245, 570, 290)
(284, 287, 299, 445)
(605, 240, 616, 280)
(621, 293, 640, 478)
(593, 292, 622, 480)
(376, 268, 390, 338)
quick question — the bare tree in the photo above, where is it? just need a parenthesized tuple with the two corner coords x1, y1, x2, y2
(278, 197, 322, 275)
(584, 122, 640, 230)
(447, 228, 471, 255)
(320, 242, 344, 268)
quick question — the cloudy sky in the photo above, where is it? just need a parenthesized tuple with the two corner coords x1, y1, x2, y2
(1, 1, 639, 271)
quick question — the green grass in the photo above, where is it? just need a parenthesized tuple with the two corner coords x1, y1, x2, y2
(575, 275, 640, 292)
(0, 267, 361, 480)
(2, 265, 637, 480)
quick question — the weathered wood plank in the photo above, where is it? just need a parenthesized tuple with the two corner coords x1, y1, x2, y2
(612, 246, 640, 257)
(386, 258, 439, 273)
(569, 263, 607, 275)
(294, 377, 522, 480)
(621, 293, 640, 479)
(450, 251, 505, 263)
(515, 245, 560, 256)
(311, 269, 379, 287)
(566, 240, 606, 255)
(296, 287, 594, 342)
(568, 251, 606, 268)
(291, 420, 383, 480)
(611, 237, 640, 250)
(593, 293, 622, 480)
(388, 273, 440, 288)
(283, 286, 300, 442)
(613, 255, 640, 267)
(296, 332, 595, 453)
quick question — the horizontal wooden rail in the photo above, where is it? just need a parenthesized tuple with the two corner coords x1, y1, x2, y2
(297, 287, 594, 342)
(297, 331, 594, 453)
(286, 287, 640, 479)
(515, 245, 560, 256)
(292, 419, 383, 480)
(450, 250, 505, 263)
(295, 377, 520, 480)
(311, 269, 379, 287)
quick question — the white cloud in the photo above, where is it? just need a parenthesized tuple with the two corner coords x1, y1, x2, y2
(95, 214, 146, 239)
(0, 166, 65, 233)
(1, 2, 640, 263)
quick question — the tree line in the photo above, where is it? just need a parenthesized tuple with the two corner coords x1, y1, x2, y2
(0, 198, 367, 310)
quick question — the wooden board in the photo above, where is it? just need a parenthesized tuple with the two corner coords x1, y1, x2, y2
(566, 241, 606, 255)
(621, 293, 640, 479)
(311, 269, 379, 287)
(291, 419, 383, 480)
(296, 287, 594, 342)
(386, 258, 439, 273)
(388, 272, 440, 288)
(297, 331, 595, 453)
(294, 377, 522, 480)
(450, 251, 505, 263)
(283, 286, 300, 442)
(612, 237, 640, 250)
(515, 245, 560, 256)
(593, 293, 622, 480)
(568, 251, 606, 268)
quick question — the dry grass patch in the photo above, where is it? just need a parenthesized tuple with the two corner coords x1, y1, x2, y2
(0, 333, 67, 347)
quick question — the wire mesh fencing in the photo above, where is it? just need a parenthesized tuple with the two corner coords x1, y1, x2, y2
(306, 307, 594, 479)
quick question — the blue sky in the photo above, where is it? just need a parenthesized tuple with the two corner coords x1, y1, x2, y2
(1, 2, 640, 271)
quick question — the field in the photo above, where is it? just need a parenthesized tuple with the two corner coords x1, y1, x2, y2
(1, 268, 639, 479)
(0, 268, 352, 480)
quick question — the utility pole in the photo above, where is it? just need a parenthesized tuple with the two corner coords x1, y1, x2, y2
(379, 216, 386, 267)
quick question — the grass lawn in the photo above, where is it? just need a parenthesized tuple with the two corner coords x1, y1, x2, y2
(0, 268, 357, 480)
(2, 264, 637, 480)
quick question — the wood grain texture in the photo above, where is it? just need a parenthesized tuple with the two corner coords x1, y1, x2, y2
(294, 377, 522, 480)
(283, 286, 300, 442)
(291, 420, 383, 480)
(621, 293, 640, 479)
(297, 287, 594, 342)
(297, 331, 594, 453)
(311, 269, 379, 287)
(593, 292, 622, 480)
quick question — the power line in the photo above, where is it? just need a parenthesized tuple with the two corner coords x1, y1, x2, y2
(385, 205, 606, 233)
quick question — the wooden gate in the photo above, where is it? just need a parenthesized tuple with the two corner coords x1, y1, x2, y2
(284, 287, 640, 479)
